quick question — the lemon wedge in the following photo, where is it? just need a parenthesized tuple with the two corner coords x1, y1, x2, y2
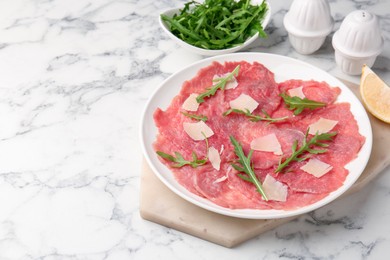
(360, 65, 390, 123)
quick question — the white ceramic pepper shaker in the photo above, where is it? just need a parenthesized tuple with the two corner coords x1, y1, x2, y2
(283, 0, 334, 55)
(332, 10, 384, 75)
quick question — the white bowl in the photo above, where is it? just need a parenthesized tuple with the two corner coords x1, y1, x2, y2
(159, 0, 271, 56)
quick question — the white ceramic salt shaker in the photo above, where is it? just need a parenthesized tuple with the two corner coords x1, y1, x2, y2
(283, 0, 334, 55)
(332, 10, 384, 75)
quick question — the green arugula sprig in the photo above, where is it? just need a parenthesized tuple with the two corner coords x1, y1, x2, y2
(156, 151, 207, 168)
(161, 0, 268, 50)
(157, 133, 209, 168)
(223, 108, 288, 123)
(275, 129, 337, 173)
(280, 92, 326, 115)
(181, 111, 208, 122)
(230, 136, 268, 200)
(196, 65, 240, 104)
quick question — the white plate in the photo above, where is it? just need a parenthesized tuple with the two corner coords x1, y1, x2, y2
(159, 0, 271, 56)
(140, 53, 372, 219)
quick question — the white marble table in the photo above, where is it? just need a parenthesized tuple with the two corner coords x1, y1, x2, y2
(0, 0, 389, 259)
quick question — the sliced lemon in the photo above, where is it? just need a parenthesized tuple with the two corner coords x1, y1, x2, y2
(360, 65, 390, 124)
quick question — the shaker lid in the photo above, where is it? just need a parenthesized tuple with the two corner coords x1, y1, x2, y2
(284, 0, 334, 37)
(332, 10, 384, 58)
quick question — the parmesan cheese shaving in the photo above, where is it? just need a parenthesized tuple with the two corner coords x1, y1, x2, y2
(183, 121, 214, 140)
(287, 86, 305, 99)
(250, 133, 283, 155)
(219, 144, 224, 154)
(182, 93, 200, 111)
(229, 94, 259, 113)
(208, 146, 221, 171)
(262, 174, 288, 202)
(213, 175, 227, 183)
(213, 166, 232, 184)
(213, 73, 238, 89)
(308, 118, 338, 135)
(300, 158, 333, 178)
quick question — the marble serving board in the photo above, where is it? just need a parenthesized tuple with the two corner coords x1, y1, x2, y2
(139, 80, 390, 248)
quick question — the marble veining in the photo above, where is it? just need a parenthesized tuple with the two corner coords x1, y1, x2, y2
(0, 0, 389, 259)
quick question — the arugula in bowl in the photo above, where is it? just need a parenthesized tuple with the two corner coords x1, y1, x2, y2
(160, 0, 269, 50)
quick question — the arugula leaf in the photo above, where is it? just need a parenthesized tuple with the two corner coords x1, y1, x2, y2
(230, 135, 268, 200)
(181, 111, 208, 122)
(156, 151, 207, 168)
(157, 132, 209, 168)
(223, 108, 287, 123)
(275, 129, 337, 173)
(196, 65, 240, 103)
(280, 92, 326, 115)
(161, 0, 268, 50)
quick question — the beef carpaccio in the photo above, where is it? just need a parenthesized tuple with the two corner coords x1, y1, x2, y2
(153, 61, 365, 210)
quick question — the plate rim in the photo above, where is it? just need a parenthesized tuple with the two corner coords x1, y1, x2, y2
(140, 52, 373, 219)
